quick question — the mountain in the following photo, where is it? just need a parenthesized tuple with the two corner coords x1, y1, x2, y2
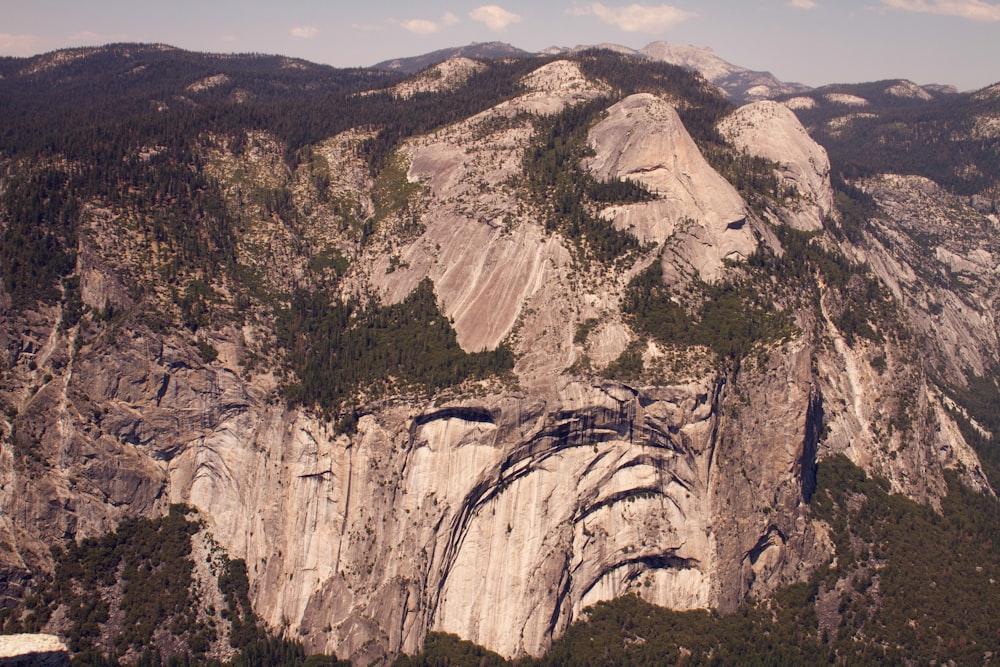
(372, 41, 530, 74)
(0, 43, 998, 666)
(638, 41, 812, 102)
(380, 40, 812, 103)
(776, 79, 996, 197)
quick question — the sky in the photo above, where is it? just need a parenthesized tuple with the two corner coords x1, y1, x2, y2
(1, 0, 998, 91)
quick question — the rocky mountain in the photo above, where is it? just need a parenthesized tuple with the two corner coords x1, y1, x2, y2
(372, 42, 529, 74)
(378, 40, 812, 103)
(778, 79, 998, 198)
(0, 43, 998, 666)
(637, 42, 812, 102)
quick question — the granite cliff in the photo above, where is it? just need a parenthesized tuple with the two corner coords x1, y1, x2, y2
(0, 46, 996, 664)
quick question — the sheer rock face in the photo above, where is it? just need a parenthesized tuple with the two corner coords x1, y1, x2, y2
(373, 60, 609, 354)
(2, 308, 982, 663)
(163, 350, 830, 660)
(585, 93, 756, 282)
(717, 100, 834, 231)
(0, 59, 992, 667)
(854, 174, 1000, 386)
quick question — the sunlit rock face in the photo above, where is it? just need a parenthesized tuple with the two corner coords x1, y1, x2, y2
(0, 634, 69, 666)
(718, 100, 834, 232)
(165, 357, 827, 661)
(585, 93, 756, 282)
(0, 54, 992, 667)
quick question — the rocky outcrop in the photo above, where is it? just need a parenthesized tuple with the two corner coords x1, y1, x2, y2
(855, 174, 1000, 387)
(884, 80, 934, 101)
(508, 59, 610, 115)
(585, 93, 756, 281)
(718, 100, 834, 231)
(0, 634, 69, 666)
(388, 57, 486, 99)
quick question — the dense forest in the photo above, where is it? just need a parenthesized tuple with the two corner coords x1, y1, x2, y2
(782, 81, 1000, 198)
(620, 263, 795, 363)
(275, 278, 514, 427)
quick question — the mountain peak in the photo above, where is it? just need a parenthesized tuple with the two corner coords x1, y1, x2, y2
(638, 41, 810, 102)
(372, 41, 528, 74)
(375, 39, 811, 103)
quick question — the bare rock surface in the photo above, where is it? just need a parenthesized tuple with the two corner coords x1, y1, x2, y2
(855, 174, 1000, 386)
(784, 96, 817, 110)
(389, 57, 486, 99)
(585, 93, 755, 281)
(638, 42, 810, 101)
(718, 100, 834, 231)
(513, 60, 610, 114)
(163, 356, 829, 660)
(367, 60, 613, 354)
(0, 634, 69, 666)
(824, 93, 869, 106)
(884, 80, 933, 100)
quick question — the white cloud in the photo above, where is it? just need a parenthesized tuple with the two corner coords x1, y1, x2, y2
(881, 0, 1000, 21)
(569, 3, 696, 33)
(469, 5, 523, 31)
(401, 19, 440, 34)
(401, 12, 461, 34)
(0, 33, 42, 56)
(788, 0, 818, 8)
(290, 25, 319, 39)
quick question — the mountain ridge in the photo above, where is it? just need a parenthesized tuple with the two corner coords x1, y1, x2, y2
(372, 41, 530, 74)
(0, 43, 997, 665)
(372, 39, 811, 103)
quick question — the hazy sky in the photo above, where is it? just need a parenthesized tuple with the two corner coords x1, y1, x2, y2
(2, 1, 998, 91)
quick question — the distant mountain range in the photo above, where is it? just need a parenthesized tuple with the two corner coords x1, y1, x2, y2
(374, 40, 812, 103)
(373, 41, 530, 74)
(371, 40, 975, 106)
